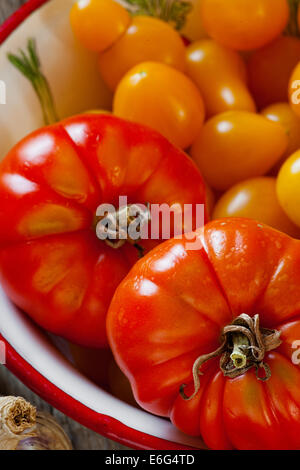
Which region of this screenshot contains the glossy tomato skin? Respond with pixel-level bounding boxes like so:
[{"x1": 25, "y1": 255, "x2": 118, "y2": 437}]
[
  {"x1": 98, "y1": 16, "x2": 186, "y2": 91},
  {"x1": 201, "y1": 0, "x2": 289, "y2": 51},
  {"x1": 212, "y1": 177, "x2": 300, "y2": 238},
  {"x1": 180, "y1": 0, "x2": 208, "y2": 42},
  {"x1": 248, "y1": 36, "x2": 300, "y2": 109},
  {"x1": 186, "y1": 40, "x2": 256, "y2": 117},
  {"x1": 190, "y1": 111, "x2": 288, "y2": 191},
  {"x1": 70, "y1": 0, "x2": 131, "y2": 52},
  {"x1": 261, "y1": 102, "x2": 300, "y2": 172},
  {"x1": 277, "y1": 150, "x2": 300, "y2": 228},
  {"x1": 0, "y1": 114, "x2": 206, "y2": 348},
  {"x1": 113, "y1": 61, "x2": 206, "y2": 149},
  {"x1": 107, "y1": 218, "x2": 300, "y2": 449}
]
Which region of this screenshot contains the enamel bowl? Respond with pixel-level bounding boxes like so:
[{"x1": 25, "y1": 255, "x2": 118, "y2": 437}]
[{"x1": 0, "y1": 0, "x2": 206, "y2": 450}]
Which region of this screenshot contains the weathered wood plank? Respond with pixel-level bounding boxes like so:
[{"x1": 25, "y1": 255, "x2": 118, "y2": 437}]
[{"x1": 0, "y1": 0, "x2": 26, "y2": 21}]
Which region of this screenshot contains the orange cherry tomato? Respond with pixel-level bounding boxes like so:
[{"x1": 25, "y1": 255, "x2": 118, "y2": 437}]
[
  {"x1": 289, "y1": 62, "x2": 300, "y2": 118},
  {"x1": 277, "y1": 150, "x2": 300, "y2": 228},
  {"x1": 248, "y1": 36, "x2": 300, "y2": 109},
  {"x1": 201, "y1": 0, "x2": 289, "y2": 51},
  {"x1": 180, "y1": 0, "x2": 208, "y2": 41},
  {"x1": 261, "y1": 102, "x2": 300, "y2": 171},
  {"x1": 98, "y1": 16, "x2": 186, "y2": 91},
  {"x1": 186, "y1": 40, "x2": 256, "y2": 117},
  {"x1": 204, "y1": 180, "x2": 216, "y2": 218},
  {"x1": 213, "y1": 177, "x2": 300, "y2": 238},
  {"x1": 191, "y1": 111, "x2": 288, "y2": 191},
  {"x1": 113, "y1": 62, "x2": 205, "y2": 149},
  {"x1": 70, "y1": 0, "x2": 131, "y2": 52}
]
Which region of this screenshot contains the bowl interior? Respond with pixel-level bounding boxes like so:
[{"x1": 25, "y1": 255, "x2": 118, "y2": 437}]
[{"x1": 0, "y1": 0, "x2": 205, "y2": 448}]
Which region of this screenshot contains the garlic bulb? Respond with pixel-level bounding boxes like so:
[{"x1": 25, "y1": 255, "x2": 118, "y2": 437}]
[
  {"x1": 0, "y1": 396, "x2": 72, "y2": 450},
  {"x1": 17, "y1": 412, "x2": 73, "y2": 450},
  {"x1": 0, "y1": 396, "x2": 36, "y2": 450}
]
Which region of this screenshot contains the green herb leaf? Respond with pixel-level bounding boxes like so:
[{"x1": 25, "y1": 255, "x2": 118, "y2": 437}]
[
  {"x1": 123, "y1": 0, "x2": 192, "y2": 30},
  {"x1": 7, "y1": 38, "x2": 59, "y2": 126}
]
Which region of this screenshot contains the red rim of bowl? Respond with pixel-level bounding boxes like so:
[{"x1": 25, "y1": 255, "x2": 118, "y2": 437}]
[{"x1": 0, "y1": 0, "x2": 197, "y2": 451}]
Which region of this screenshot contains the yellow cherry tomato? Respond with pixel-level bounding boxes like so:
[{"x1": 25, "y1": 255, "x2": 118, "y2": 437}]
[
  {"x1": 261, "y1": 102, "x2": 300, "y2": 171},
  {"x1": 289, "y1": 62, "x2": 300, "y2": 118},
  {"x1": 186, "y1": 40, "x2": 256, "y2": 117},
  {"x1": 180, "y1": 0, "x2": 208, "y2": 41},
  {"x1": 213, "y1": 177, "x2": 300, "y2": 238},
  {"x1": 113, "y1": 61, "x2": 205, "y2": 149},
  {"x1": 70, "y1": 0, "x2": 131, "y2": 52},
  {"x1": 98, "y1": 16, "x2": 186, "y2": 91},
  {"x1": 277, "y1": 150, "x2": 300, "y2": 228},
  {"x1": 191, "y1": 111, "x2": 288, "y2": 191},
  {"x1": 201, "y1": 0, "x2": 289, "y2": 51}
]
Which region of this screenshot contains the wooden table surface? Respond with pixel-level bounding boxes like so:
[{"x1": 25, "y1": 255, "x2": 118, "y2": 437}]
[{"x1": 0, "y1": 0, "x2": 129, "y2": 450}]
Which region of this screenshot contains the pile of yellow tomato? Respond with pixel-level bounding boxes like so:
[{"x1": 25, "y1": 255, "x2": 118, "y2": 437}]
[{"x1": 70, "y1": 0, "x2": 300, "y2": 238}]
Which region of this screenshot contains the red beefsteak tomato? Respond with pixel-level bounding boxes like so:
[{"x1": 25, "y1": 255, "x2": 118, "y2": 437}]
[
  {"x1": 107, "y1": 218, "x2": 300, "y2": 449},
  {"x1": 0, "y1": 114, "x2": 206, "y2": 347}
]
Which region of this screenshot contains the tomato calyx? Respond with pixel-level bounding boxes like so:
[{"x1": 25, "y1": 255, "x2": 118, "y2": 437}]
[
  {"x1": 180, "y1": 314, "x2": 282, "y2": 401},
  {"x1": 95, "y1": 203, "x2": 151, "y2": 258},
  {"x1": 123, "y1": 0, "x2": 192, "y2": 31}
]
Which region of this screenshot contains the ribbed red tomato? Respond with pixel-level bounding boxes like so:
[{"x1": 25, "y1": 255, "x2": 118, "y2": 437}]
[
  {"x1": 108, "y1": 218, "x2": 300, "y2": 449},
  {"x1": 0, "y1": 114, "x2": 206, "y2": 347}
]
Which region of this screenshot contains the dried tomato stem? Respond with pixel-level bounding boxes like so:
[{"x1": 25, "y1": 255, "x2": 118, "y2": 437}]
[
  {"x1": 180, "y1": 314, "x2": 282, "y2": 401},
  {"x1": 95, "y1": 203, "x2": 150, "y2": 256}
]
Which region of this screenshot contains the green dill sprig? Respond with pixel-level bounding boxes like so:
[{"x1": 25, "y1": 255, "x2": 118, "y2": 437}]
[{"x1": 7, "y1": 38, "x2": 59, "y2": 126}]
